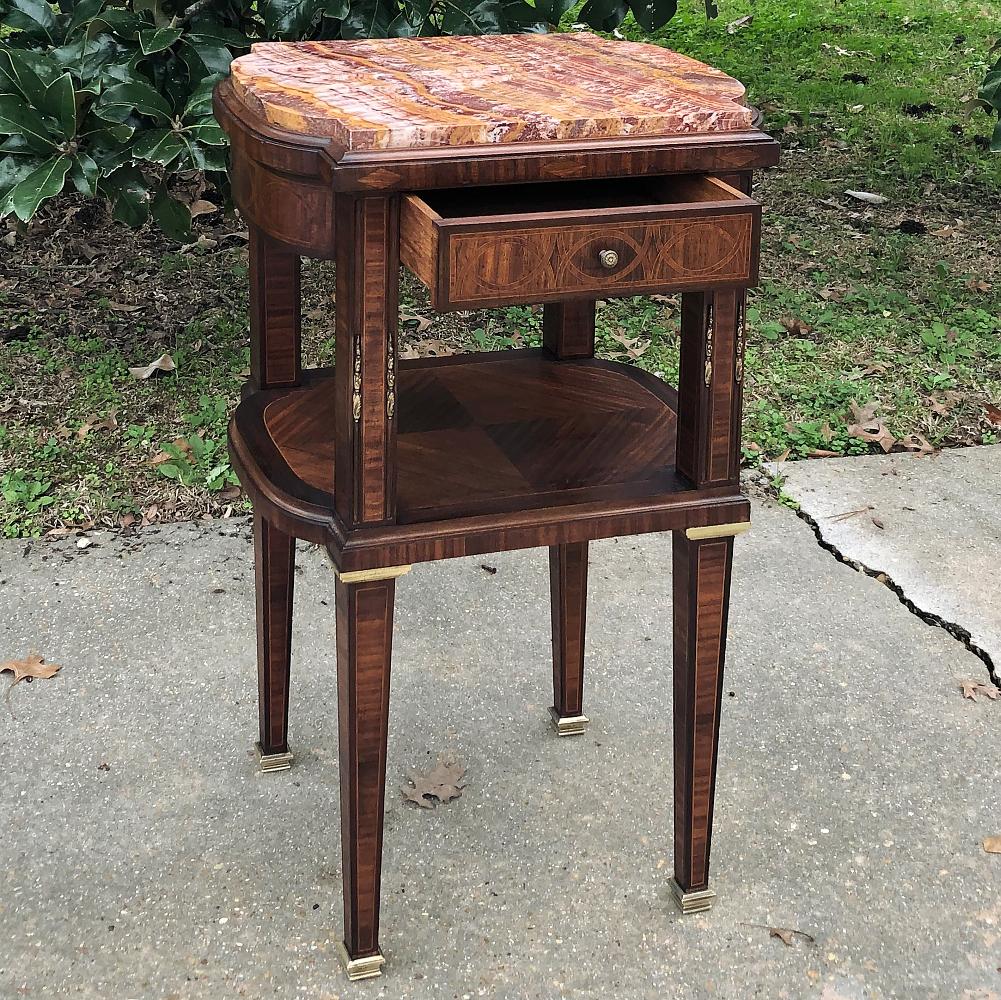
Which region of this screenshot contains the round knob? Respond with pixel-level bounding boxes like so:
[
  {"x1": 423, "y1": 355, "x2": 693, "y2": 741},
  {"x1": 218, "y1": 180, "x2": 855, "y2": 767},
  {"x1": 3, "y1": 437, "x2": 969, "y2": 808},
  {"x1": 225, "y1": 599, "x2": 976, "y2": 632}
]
[{"x1": 598, "y1": 248, "x2": 619, "y2": 269}]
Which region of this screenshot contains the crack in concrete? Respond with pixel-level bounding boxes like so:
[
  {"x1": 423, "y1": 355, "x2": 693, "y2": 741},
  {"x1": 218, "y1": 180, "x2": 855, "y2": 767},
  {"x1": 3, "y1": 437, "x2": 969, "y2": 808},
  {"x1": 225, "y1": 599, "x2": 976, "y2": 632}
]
[{"x1": 779, "y1": 496, "x2": 1001, "y2": 690}]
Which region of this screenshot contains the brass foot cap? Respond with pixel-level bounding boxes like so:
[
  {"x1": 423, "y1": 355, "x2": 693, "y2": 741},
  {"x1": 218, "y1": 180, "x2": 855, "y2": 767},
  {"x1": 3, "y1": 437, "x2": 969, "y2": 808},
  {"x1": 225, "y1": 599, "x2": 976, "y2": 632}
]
[
  {"x1": 256, "y1": 742, "x2": 293, "y2": 773},
  {"x1": 670, "y1": 877, "x2": 716, "y2": 914},
  {"x1": 549, "y1": 706, "x2": 590, "y2": 736},
  {"x1": 336, "y1": 941, "x2": 385, "y2": 981}
]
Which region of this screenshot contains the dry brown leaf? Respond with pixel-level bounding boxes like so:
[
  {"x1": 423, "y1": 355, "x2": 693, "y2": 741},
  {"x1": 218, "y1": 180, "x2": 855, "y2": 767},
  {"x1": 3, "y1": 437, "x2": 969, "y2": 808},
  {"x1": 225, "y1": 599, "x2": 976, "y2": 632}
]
[
  {"x1": 400, "y1": 312, "x2": 433, "y2": 334},
  {"x1": 2, "y1": 652, "x2": 62, "y2": 708},
  {"x1": 108, "y1": 301, "x2": 144, "y2": 313},
  {"x1": 399, "y1": 338, "x2": 454, "y2": 359},
  {"x1": 965, "y1": 278, "x2": 992, "y2": 293},
  {"x1": 960, "y1": 680, "x2": 1000, "y2": 702},
  {"x1": 726, "y1": 13, "x2": 753, "y2": 32},
  {"x1": 780, "y1": 315, "x2": 813, "y2": 336},
  {"x1": 189, "y1": 199, "x2": 218, "y2": 218},
  {"x1": 77, "y1": 410, "x2": 118, "y2": 440},
  {"x1": 129, "y1": 353, "x2": 176, "y2": 380},
  {"x1": 402, "y1": 754, "x2": 467, "y2": 809},
  {"x1": 983, "y1": 837, "x2": 1001, "y2": 854},
  {"x1": 985, "y1": 404, "x2": 1001, "y2": 426},
  {"x1": 900, "y1": 433, "x2": 936, "y2": 457},
  {"x1": 0, "y1": 652, "x2": 61, "y2": 683},
  {"x1": 847, "y1": 400, "x2": 895, "y2": 453}
]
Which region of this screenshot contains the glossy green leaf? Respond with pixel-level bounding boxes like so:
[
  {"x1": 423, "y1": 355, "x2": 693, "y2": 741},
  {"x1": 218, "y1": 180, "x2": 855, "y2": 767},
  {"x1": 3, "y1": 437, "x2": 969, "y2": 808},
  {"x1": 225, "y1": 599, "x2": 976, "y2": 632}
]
[
  {"x1": 101, "y1": 165, "x2": 150, "y2": 227},
  {"x1": 2, "y1": 154, "x2": 71, "y2": 222},
  {"x1": 180, "y1": 36, "x2": 235, "y2": 82},
  {"x1": 341, "y1": 0, "x2": 394, "y2": 38},
  {"x1": 531, "y1": 0, "x2": 575, "y2": 24},
  {"x1": 40, "y1": 73, "x2": 77, "y2": 139},
  {"x1": 64, "y1": 0, "x2": 108, "y2": 35},
  {"x1": 0, "y1": 96, "x2": 58, "y2": 154},
  {"x1": 68, "y1": 151, "x2": 100, "y2": 196},
  {"x1": 0, "y1": 49, "x2": 59, "y2": 106},
  {"x1": 138, "y1": 26, "x2": 184, "y2": 54},
  {"x1": 439, "y1": 0, "x2": 507, "y2": 34},
  {"x1": 260, "y1": 0, "x2": 323, "y2": 38},
  {"x1": 180, "y1": 75, "x2": 220, "y2": 121},
  {"x1": 183, "y1": 121, "x2": 227, "y2": 145},
  {"x1": 151, "y1": 187, "x2": 191, "y2": 241},
  {"x1": 133, "y1": 127, "x2": 187, "y2": 166},
  {"x1": 3, "y1": 0, "x2": 58, "y2": 41},
  {"x1": 0, "y1": 154, "x2": 40, "y2": 199},
  {"x1": 94, "y1": 80, "x2": 173, "y2": 124},
  {"x1": 629, "y1": 0, "x2": 677, "y2": 32},
  {"x1": 90, "y1": 8, "x2": 143, "y2": 39}
]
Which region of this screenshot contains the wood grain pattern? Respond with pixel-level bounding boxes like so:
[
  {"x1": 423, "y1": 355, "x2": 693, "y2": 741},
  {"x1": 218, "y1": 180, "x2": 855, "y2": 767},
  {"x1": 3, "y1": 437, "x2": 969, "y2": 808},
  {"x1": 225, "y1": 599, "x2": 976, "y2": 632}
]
[
  {"x1": 401, "y1": 176, "x2": 759, "y2": 311},
  {"x1": 676, "y1": 289, "x2": 746, "y2": 488},
  {"x1": 336, "y1": 575, "x2": 396, "y2": 960},
  {"x1": 543, "y1": 300, "x2": 595, "y2": 360},
  {"x1": 230, "y1": 35, "x2": 752, "y2": 150},
  {"x1": 672, "y1": 534, "x2": 733, "y2": 894},
  {"x1": 254, "y1": 512, "x2": 295, "y2": 755},
  {"x1": 249, "y1": 227, "x2": 302, "y2": 390},
  {"x1": 550, "y1": 541, "x2": 589, "y2": 721},
  {"x1": 261, "y1": 353, "x2": 678, "y2": 522},
  {"x1": 334, "y1": 195, "x2": 399, "y2": 527}
]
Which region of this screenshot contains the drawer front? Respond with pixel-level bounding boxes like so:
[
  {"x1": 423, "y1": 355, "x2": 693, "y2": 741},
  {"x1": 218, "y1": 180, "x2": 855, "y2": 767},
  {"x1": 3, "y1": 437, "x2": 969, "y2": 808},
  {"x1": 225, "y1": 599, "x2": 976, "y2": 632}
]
[{"x1": 445, "y1": 210, "x2": 756, "y2": 308}]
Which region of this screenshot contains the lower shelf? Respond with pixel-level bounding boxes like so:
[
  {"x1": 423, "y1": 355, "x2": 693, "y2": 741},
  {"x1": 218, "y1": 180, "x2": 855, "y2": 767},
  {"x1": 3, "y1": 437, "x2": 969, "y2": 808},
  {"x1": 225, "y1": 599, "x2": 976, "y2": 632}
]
[{"x1": 229, "y1": 349, "x2": 749, "y2": 565}]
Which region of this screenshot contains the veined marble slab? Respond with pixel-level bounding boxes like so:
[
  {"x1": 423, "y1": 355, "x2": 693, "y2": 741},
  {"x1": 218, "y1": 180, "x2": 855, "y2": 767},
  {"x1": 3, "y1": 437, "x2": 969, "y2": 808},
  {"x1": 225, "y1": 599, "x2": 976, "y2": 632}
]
[{"x1": 229, "y1": 33, "x2": 752, "y2": 150}]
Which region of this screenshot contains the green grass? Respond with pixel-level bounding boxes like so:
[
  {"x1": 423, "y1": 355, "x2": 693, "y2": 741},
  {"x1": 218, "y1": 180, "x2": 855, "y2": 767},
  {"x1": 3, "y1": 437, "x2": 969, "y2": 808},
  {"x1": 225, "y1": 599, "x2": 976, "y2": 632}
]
[{"x1": 1, "y1": 0, "x2": 1000, "y2": 535}]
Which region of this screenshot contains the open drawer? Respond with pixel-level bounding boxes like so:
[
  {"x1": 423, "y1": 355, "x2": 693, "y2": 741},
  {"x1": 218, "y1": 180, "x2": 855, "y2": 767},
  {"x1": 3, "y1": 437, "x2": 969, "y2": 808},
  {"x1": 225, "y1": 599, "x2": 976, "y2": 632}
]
[{"x1": 400, "y1": 174, "x2": 760, "y2": 311}]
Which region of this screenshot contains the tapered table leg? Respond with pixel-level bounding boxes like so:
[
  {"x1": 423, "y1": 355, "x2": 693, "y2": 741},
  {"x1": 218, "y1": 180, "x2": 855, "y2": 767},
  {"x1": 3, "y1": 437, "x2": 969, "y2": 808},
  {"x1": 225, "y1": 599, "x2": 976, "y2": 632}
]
[
  {"x1": 336, "y1": 574, "x2": 397, "y2": 980},
  {"x1": 671, "y1": 531, "x2": 734, "y2": 912},
  {"x1": 549, "y1": 541, "x2": 590, "y2": 735},
  {"x1": 254, "y1": 512, "x2": 295, "y2": 772}
]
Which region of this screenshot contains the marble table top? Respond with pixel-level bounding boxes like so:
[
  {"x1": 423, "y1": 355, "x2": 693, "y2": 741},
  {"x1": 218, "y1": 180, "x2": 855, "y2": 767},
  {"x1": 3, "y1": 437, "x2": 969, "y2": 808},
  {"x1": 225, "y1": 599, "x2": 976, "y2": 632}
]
[{"x1": 229, "y1": 34, "x2": 753, "y2": 151}]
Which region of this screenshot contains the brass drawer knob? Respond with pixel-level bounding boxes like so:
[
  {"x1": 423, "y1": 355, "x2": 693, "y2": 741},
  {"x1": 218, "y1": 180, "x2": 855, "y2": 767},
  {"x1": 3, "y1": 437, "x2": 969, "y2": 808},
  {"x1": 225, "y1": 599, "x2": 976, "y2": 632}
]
[{"x1": 598, "y1": 248, "x2": 619, "y2": 269}]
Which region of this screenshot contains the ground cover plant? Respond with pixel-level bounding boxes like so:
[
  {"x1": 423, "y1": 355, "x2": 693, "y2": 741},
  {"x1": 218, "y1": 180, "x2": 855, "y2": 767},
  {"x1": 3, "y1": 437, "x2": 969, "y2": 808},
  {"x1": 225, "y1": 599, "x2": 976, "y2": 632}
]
[{"x1": 0, "y1": 0, "x2": 1000, "y2": 536}]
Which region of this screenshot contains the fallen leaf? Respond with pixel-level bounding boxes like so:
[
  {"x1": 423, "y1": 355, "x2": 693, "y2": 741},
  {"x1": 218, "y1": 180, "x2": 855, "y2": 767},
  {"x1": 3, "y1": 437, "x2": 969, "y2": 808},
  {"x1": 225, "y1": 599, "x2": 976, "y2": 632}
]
[
  {"x1": 845, "y1": 189, "x2": 888, "y2": 205},
  {"x1": 107, "y1": 301, "x2": 144, "y2": 313},
  {"x1": 401, "y1": 312, "x2": 433, "y2": 334},
  {"x1": 960, "y1": 680, "x2": 999, "y2": 702},
  {"x1": 129, "y1": 353, "x2": 176, "y2": 380},
  {"x1": 900, "y1": 433, "x2": 936, "y2": 457},
  {"x1": 2, "y1": 652, "x2": 62, "y2": 708},
  {"x1": 399, "y1": 338, "x2": 454, "y2": 359},
  {"x1": 726, "y1": 13, "x2": 753, "y2": 32},
  {"x1": 984, "y1": 837, "x2": 1001, "y2": 854},
  {"x1": 780, "y1": 315, "x2": 813, "y2": 336},
  {"x1": 965, "y1": 278, "x2": 991, "y2": 293},
  {"x1": 77, "y1": 410, "x2": 118, "y2": 440},
  {"x1": 985, "y1": 404, "x2": 1001, "y2": 426},
  {"x1": 871, "y1": 516, "x2": 885, "y2": 529},
  {"x1": 402, "y1": 754, "x2": 468, "y2": 809},
  {"x1": 189, "y1": 199, "x2": 218, "y2": 218},
  {"x1": 742, "y1": 922, "x2": 816, "y2": 946},
  {"x1": 847, "y1": 401, "x2": 895, "y2": 453}
]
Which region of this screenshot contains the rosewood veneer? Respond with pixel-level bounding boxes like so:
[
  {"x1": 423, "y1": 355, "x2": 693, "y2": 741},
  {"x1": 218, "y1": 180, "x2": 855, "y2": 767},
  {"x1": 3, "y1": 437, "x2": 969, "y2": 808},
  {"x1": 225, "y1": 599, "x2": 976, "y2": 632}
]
[{"x1": 215, "y1": 33, "x2": 778, "y2": 980}]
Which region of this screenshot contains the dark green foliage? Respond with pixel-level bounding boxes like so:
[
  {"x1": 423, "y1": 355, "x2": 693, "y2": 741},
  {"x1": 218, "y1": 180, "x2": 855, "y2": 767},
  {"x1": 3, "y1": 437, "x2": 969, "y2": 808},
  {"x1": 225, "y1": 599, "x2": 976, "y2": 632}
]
[{"x1": 978, "y1": 40, "x2": 1001, "y2": 151}]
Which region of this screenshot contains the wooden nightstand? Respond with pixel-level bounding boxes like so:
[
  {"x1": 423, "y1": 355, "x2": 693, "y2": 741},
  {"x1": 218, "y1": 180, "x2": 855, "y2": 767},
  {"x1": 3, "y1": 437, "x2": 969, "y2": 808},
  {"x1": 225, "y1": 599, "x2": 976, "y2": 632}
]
[{"x1": 214, "y1": 33, "x2": 778, "y2": 980}]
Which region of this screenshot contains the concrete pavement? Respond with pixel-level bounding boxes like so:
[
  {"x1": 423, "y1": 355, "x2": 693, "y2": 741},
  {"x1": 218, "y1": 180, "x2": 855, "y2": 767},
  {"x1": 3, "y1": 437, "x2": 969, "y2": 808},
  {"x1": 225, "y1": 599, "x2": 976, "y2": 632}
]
[{"x1": 1, "y1": 498, "x2": 998, "y2": 999}]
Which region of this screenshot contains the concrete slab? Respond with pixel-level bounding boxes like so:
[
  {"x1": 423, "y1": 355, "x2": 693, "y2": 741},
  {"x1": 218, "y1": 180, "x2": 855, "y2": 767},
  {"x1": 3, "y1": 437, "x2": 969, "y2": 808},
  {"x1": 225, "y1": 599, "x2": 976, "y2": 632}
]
[
  {"x1": 771, "y1": 447, "x2": 1001, "y2": 677},
  {"x1": 1, "y1": 503, "x2": 999, "y2": 999}
]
